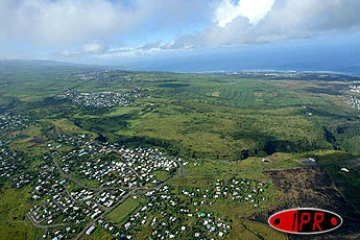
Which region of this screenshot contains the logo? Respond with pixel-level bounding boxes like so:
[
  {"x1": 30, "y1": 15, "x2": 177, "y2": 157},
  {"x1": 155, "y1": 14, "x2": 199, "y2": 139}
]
[{"x1": 268, "y1": 208, "x2": 342, "y2": 234}]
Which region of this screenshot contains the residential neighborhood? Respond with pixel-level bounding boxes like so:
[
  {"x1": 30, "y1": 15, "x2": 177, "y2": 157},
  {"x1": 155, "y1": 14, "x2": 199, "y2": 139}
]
[
  {"x1": 348, "y1": 82, "x2": 360, "y2": 110},
  {"x1": 0, "y1": 113, "x2": 31, "y2": 133},
  {"x1": 0, "y1": 114, "x2": 32, "y2": 188},
  {"x1": 56, "y1": 89, "x2": 147, "y2": 108},
  {"x1": 350, "y1": 95, "x2": 360, "y2": 110},
  {"x1": 53, "y1": 134, "x2": 179, "y2": 188},
  {"x1": 0, "y1": 111, "x2": 274, "y2": 240},
  {"x1": 20, "y1": 133, "x2": 181, "y2": 239},
  {"x1": 1, "y1": 127, "x2": 272, "y2": 240}
]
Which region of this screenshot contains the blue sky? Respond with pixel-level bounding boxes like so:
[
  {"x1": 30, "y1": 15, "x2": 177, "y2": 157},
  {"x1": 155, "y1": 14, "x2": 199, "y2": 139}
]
[{"x1": 1, "y1": 0, "x2": 360, "y2": 72}]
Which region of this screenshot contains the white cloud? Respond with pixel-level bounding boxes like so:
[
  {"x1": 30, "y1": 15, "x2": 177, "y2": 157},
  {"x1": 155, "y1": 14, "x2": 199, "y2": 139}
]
[
  {"x1": 58, "y1": 40, "x2": 176, "y2": 61},
  {"x1": 95, "y1": 43, "x2": 178, "y2": 60},
  {"x1": 58, "y1": 40, "x2": 108, "y2": 57},
  {"x1": 0, "y1": 0, "x2": 210, "y2": 46},
  {"x1": 83, "y1": 40, "x2": 108, "y2": 54},
  {"x1": 2, "y1": 0, "x2": 360, "y2": 61},
  {"x1": 172, "y1": 0, "x2": 360, "y2": 49},
  {"x1": 215, "y1": 0, "x2": 275, "y2": 27},
  {"x1": 0, "y1": 0, "x2": 136, "y2": 45}
]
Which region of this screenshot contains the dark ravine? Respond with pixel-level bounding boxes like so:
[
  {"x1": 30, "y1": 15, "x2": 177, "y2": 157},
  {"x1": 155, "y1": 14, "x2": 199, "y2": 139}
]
[
  {"x1": 323, "y1": 126, "x2": 338, "y2": 150},
  {"x1": 95, "y1": 132, "x2": 107, "y2": 143}
]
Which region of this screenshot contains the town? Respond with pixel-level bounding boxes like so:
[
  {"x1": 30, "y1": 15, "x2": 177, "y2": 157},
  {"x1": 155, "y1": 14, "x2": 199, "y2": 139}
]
[
  {"x1": 0, "y1": 115, "x2": 272, "y2": 239},
  {"x1": 25, "y1": 133, "x2": 182, "y2": 239},
  {"x1": 56, "y1": 89, "x2": 147, "y2": 108},
  {"x1": 25, "y1": 132, "x2": 271, "y2": 240},
  {"x1": 0, "y1": 114, "x2": 33, "y2": 189},
  {"x1": 0, "y1": 113, "x2": 32, "y2": 133}
]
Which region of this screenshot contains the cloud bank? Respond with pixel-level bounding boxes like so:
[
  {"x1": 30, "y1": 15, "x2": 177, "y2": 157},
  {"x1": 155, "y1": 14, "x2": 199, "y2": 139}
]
[
  {"x1": 1, "y1": 0, "x2": 360, "y2": 61},
  {"x1": 0, "y1": 0, "x2": 209, "y2": 46},
  {"x1": 171, "y1": 0, "x2": 360, "y2": 49}
]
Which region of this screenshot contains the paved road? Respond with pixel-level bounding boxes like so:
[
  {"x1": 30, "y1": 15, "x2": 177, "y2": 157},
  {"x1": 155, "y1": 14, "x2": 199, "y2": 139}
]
[
  {"x1": 49, "y1": 152, "x2": 99, "y2": 191},
  {"x1": 26, "y1": 213, "x2": 68, "y2": 229}
]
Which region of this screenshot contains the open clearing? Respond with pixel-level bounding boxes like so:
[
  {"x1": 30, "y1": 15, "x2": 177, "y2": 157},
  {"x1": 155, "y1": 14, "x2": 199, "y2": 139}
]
[{"x1": 106, "y1": 198, "x2": 143, "y2": 224}]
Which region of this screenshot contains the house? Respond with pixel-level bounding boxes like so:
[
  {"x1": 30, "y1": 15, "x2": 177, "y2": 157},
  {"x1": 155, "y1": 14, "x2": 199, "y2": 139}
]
[
  {"x1": 86, "y1": 225, "x2": 96, "y2": 235},
  {"x1": 308, "y1": 158, "x2": 316, "y2": 162},
  {"x1": 124, "y1": 222, "x2": 131, "y2": 230}
]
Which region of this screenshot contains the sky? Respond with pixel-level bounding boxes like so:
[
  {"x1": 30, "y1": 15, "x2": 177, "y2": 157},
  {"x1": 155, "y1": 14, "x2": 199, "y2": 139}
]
[{"x1": 1, "y1": 0, "x2": 360, "y2": 72}]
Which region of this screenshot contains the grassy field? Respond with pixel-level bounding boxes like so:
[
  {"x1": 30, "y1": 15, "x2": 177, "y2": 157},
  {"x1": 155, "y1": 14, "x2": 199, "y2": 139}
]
[
  {"x1": 239, "y1": 220, "x2": 286, "y2": 240},
  {"x1": 0, "y1": 185, "x2": 44, "y2": 240},
  {"x1": 323, "y1": 162, "x2": 360, "y2": 210},
  {"x1": 152, "y1": 170, "x2": 171, "y2": 182},
  {"x1": 105, "y1": 198, "x2": 144, "y2": 224},
  {"x1": 86, "y1": 227, "x2": 113, "y2": 240},
  {"x1": 86, "y1": 75, "x2": 357, "y2": 159},
  {"x1": 3, "y1": 67, "x2": 359, "y2": 159}
]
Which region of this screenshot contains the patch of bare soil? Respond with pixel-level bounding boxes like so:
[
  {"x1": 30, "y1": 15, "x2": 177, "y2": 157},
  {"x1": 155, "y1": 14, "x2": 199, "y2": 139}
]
[
  {"x1": 28, "y1": 136, "x2": 47, "y2": 147},
  {"x1": 29, "y1": 136, "x2": 46, "y2": 144},
  {"x1": 45, "y1": 125, "x2": 64, "y2": 139}
]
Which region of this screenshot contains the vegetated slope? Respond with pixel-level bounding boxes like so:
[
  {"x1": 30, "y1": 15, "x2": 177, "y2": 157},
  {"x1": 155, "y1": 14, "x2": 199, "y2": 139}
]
[
  {"x1": 2, "y1": 67, "x2": 359, "y2": 160},
  {"x1": 253, "y1": 167, "x2": 360, "y2": 239}
]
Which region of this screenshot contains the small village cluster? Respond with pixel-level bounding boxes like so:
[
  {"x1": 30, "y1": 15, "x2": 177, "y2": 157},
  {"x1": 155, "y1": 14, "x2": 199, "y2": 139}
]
[
  {"x1": 0, "y1": 145, "x2": 20, "y2": 180},
  {"x1": 27, "y1": 160, "x2": 89, "y2": 239},
  {"x1": 67, "y1": 70, "x2": 161, "y2": 83},
  {"x1": 0, "y1": 142, "x2": 29, "y2": 188},
  {"x1": 65, "y1": 71, "x2": 101, "y2": 81},
  {"x1": 179, "y1": 178, "x2": 269, "y2": 208},
  {"x1": 54, "y1": 135, "x2": 179, "y2": 188},
  {"x1": 57, "y1": 88, "x2": 147, "y2": 108},
  {"x1": 28, "y1": 176, "x2": 129, "y2": 239},
  {"x1": 0, "y1": 114, "x2": 34, "y2": 189},
  {"x1": 106, "y1": 177, "x2": 267, "y2": 239},
  {"x1": 92, "y1": 189, "x2": 127, "y2": 208},
  {"x1": 349, "y1": 82, "x2": 360, "y2": 94},
  {"x1": 106, "y1": 185, "x2": 232, "y2": 239},
  {"x1": 348, "y1": 82, "x2": 360, "y2": 110},
  {"x1": 21, "y1": 134, "x2": 181, "y2": 239},
  {"x1": 0, "y1": 113, "x2": 31, "y2": 132},
  {"x1": 29, "y1": 192, "x2": 88, "y2": 226},
  {"x1": 350, "y1": 95, "x2": 360, "y2": 110},
  {"x1": 30, "y1": 158, "x2": 61, "y2": 200}
]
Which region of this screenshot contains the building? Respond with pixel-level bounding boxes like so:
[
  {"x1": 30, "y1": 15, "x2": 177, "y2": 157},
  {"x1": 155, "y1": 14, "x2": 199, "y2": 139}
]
[{"x1": 86, "y1": 225, "x2": 96, "y2": 235}]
